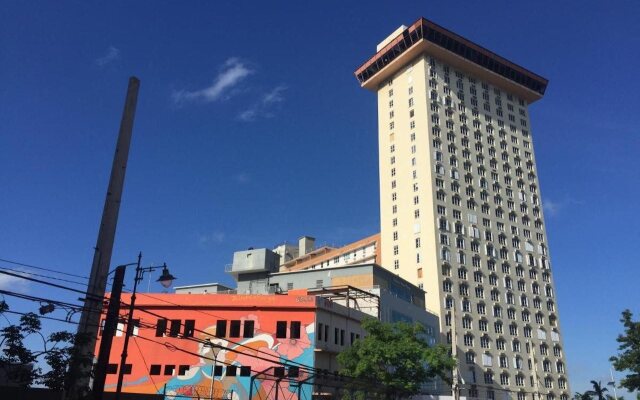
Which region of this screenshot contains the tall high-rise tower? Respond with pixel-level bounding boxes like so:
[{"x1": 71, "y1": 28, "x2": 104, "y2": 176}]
[{"x1": 355, "y1": 19, "x2": 569, "y2": 400}]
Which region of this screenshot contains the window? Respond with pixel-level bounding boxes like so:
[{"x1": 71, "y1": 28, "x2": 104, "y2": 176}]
[
  {"x1": 216, "y1": 320, "x2": 227, "y2": 337},
  {"x1": 183, "y1": 320, "x2": 195, "y2": 338},
  {"x1": 243, "y1": 320, "x2": 255, "y2": 338},
  {"x1": 156, "y1": 319, "x2": 167, "y2": 337},
  {"x1": 464, "y1": 334, "x2": 474, "y2": 346},
  {"x1": 106, "y1": 364, "x2": 118, "y2": 374},
  {"x1": 466, "y1": 351, "x2": 475, "y2": 364},
  {"x1": 178, "y1": 365, "x2": 190, "y2": 376},
  {"x1": 290, "y1": 321, "x2": 301, "y2": 339},
  {"x1": 149, "y1": 364, "x2": 161, "y2": 375},
  {"x1": 169, "y1": 320, "x2": 181, "y2": 337},
  {"x1": 164, "y1": 365, "x2": 175, "y2": 376},
  {"x1": 276, "y1": 321, "x2": 287, "y2": 338},
  {"x1": 230, "y1": 320, "x2": 241, "y2": 338}
]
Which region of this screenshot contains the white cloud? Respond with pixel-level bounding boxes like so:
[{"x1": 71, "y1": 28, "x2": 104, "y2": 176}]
[
  {"x1": 542, "y1": 197, "x2": 585, "y2": 217},
  {"x1": 233, "y1": 173, "x2": 250, "y2": 184},
  {"x1": 95, "y1": 46, "x2": 120, "y2": 67},
  {"x1": 238, "y1": 85, "x2": 287, "y2": 121},
  {"x1": 173, "y1": 58, "x2": 252, "y2": 105},
  {"x1": 198, "y1": 232, "x2": 225, "y2": 245},
  {"x1": 0, "y1": 271, "x2": 30, "y2": 293},
  {"x1": 262, "y1": 86, "x2": 286, "y2": 105},
  {"x1": 543, "y1": 199, "x2": 560, "y2": 216}
]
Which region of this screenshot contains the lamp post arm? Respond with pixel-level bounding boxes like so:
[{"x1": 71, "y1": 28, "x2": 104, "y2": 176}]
[{"x1": 114, "y1": 252, "x2": 142, "y2": 400}]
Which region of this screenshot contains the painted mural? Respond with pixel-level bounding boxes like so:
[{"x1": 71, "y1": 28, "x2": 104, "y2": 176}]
[
  {"x1": 99, "y1": 294, "x2": 318, "y2": 400},
  {"x1": 160, "y1": 316, "x2": 315, "y2": 400}
]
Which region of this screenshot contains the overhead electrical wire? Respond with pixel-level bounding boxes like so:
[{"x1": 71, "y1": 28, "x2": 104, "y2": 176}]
[
  {"x1": 0, "y1": 257, "x2": 89, "y2": 280},
  {"x1": 0, "y1": 269, "x2": 395, "y2": 392}
]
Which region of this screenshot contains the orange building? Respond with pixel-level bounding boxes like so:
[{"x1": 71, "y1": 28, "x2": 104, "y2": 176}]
[{"x1": 96, "y1": 290, "x2": 370, "y2": 399}]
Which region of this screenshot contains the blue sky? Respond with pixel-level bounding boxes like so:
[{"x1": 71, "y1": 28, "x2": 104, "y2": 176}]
[{"x1": 1, "y1": 1, "x2": 639, "y2": 395}]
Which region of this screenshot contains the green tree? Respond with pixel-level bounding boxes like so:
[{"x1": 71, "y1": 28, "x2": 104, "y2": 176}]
[
  {"x1": 0, "y1": 303, "x2": 42, "y2": 386},
  {"x1": 574, "y1": 393, "x2": 592, "y2": 400},
  {"x1": 587, "y1": 380, "x2": 609, "y2": 400},
  {"x1": 337, "y1": 318, "x2": 456, "y2": 398},
  {"x1": 0, "y1": 300, "x2": 84, "y2": 390},
  {"x1": 610, "y1": 309, "x2": 640, "y2": 392}
]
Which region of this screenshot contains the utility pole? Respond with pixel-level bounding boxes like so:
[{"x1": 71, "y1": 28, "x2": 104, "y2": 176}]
[
  {"x1": 67, "y1": 77, "x2": 140, "y2": 399},
  {"x1": 92, "y1": 265, "x2": 126, "y2": 399}
]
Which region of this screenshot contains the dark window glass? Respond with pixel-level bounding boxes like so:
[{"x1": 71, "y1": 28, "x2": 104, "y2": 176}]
[
  {"x1": 290, "y1": 321, "x2": 301, "y2": 339},
  {"x1": 164, "y1": 365, "x2": 175, "y2": 376},
  {"x1": 214, "y1": 365, "x2": 223, "y2": 376},
  {"x1": 169, "y1": 320, "x2": 181, "y2": 337},
  {"x1": 274, "y1": 367, "x2": 285, "y2": 377},
  {"x1": 240, "y1": 366, "x2": 251, "y2": 377},
  {"x1": 318, "y1": 323, "x2": 323, "y2": 341},
  {"x1": 276, "y1": 321, "x2": 287, "y2": 338},
  {"x1": 340, "y1": 329, "x2": 345, "y2": 346},
  {"x1": 288, "y1": 366, "x2": 299, "y2": 377},
  {"x1": 334, "y1": 328, "x2": 339, "y2": 344},
  {"x1": 229, "y1": 320, "x2": 241, "y2": 338},
  {"x1": 156, "y1": 319, "x2": 167, "y2": 337},
  {"x1": 149, "y1": 365, "x2": 161, "y2": 375},
  {"x1": 227, "y1": 365, "x2": 237, "y2": 376},
  {"x1": 122, "y1": 364, "x2": 132, "y2": 375},
  {"x1": 183, "y1": 320, "x2": 195, "y2": 338},
  {"x1": 216, "y1": 320, "x2": 227, "y2": 337},
  {"x1": 178, "y1": 365, "x2": 189, "y2": 376},
  {"x1": 350, "y1": 332, "x2": 355, "y2": 345},
  {"x1": 324, "y1": 325, "x2": 329, "y2": 342},
  {"x1": 106, "y1": 364, "x2": 118, "y2": 374},
  {"x1": 243, "y1": 320, "x2": 255, "y2": 338}
]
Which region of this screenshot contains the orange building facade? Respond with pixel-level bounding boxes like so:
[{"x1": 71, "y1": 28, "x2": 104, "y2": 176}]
[{"x1": 96, "y1": 290, "x2": 367, "y2": 399}]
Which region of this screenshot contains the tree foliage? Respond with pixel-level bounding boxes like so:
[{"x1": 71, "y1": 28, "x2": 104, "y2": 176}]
[
  {"x1": 337, "y1": 318, "x2": 456, "y2": 398},
  {"x1": 0, "y1": 300, "x2": 82, "y2": 389},
  {"x1": 586, "y1": 380, "x2": 609, "y2": 400},
  {"x1": 610, "y1": 309, "x2": 640, "y2": 393}
]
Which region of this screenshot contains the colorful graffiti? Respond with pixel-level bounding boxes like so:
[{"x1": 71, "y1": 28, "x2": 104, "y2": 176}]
[{"x1": 99, "y1": 293, "x2": 318, "y2": 400}]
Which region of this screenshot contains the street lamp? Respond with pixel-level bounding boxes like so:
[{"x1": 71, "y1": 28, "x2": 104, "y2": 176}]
[
  {"x1": 114, "y1": 261, "x2": 176, "y2": 400},
  {"x1": 206, "y1": 339, "x2": 220, "y2": 400}
]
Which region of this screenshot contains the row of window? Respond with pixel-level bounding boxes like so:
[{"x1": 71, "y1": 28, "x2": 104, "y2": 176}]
[
  {"x1": 317, "y1": 322, "x2": 360, "y2": 346},
  {"x1": 465, "y1": 387, "x2": 567, "y2": 400}
]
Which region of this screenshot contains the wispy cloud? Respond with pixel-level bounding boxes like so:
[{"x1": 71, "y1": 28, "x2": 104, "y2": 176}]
[
  {"x1": 198, "y1": 231, "x2": 225, "y2": 246},
  {"x1": 0, "y1": 271, "x2": 30, "y2": 293},
  {"x1": 543, "y1": 199, "x2": 561, "y2": 216},
  {"x1": 233, "y1": 173, "x2": 250, "y2": 184},
  {"x1": 238, "y1": 85, "x2": 287, "y2": 121},
  {"x1": 173, "y1": 58, "x2": 253, "y2": 105},
  {"x1": 95, "y1": 46, "x2": 120, "y2": 67},
  {"x1": 542, "y1": 197, "x2": 585, "y2": 217}
]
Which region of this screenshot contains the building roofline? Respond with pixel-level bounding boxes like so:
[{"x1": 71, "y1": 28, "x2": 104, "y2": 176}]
[
  {"x1": 174, "y1": 282, "x2": 232, "y2": 290},
  {"x1": 354, "y1": 18, "x2": 548, "y2": 101}
]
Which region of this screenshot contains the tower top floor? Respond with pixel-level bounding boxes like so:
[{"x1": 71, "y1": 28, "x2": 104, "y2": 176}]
[{"x1": 354, "y1": 18, "x2": 548, "y2": 103}]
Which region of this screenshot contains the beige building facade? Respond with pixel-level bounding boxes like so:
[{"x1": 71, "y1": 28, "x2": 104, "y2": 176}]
[{"x1": 355, "y1": 18, "x2": 569, "y2": 400}]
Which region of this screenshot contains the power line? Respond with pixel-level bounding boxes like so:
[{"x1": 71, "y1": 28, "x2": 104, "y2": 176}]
[
  {"x1": 0, "y1": 270, "x2": 102, "y2": 301},
  {"x1": 0, "y1": 270, "x2": 398, "y2": 391},
  {"x1": 0, "y1": 266, "x2": 88, "y2": 286},
  {"x1": 0, "y1": 257, "x2": 89, "y2": 280}
]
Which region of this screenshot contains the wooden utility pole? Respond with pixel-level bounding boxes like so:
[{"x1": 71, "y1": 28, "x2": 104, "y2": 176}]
[{"x1": 66, "y1": 77, "x2": 140, "y2": 399}]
